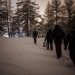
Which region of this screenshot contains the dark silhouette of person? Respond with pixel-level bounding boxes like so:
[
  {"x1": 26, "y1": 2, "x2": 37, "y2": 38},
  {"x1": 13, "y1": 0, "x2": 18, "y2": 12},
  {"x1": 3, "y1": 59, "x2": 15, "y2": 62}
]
[
  {"x1": 32, "y1": 30, "x2": 38, "y2": 44},
  {"x1": 65, "y1": 30, "x2": 75, "y2": 66},
  {"x1": 53, "y1": 25, "x2": 65, "y2": 59},
  {"x1": 45, "y1": 29, "x2": 53, "y2": 50}
]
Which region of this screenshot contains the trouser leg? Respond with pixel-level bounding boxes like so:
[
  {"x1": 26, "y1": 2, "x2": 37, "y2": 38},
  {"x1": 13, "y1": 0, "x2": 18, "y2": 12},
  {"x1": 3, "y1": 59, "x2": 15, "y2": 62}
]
[
  {"x1": 55, "y1": 42, "x2": 62, "y2": 59},
  {"x1": 50, "y1": 42, "x2": 53, "y2": 50},
  {"x1": 47, "y1": 42, "x2": 49, "y2": 50},
  {"x1": 34, "y1": 38, "x2": 37, "y2": 44},
  {"x1": 70, "y1": 52, "x2": 75, "y2": 66}
]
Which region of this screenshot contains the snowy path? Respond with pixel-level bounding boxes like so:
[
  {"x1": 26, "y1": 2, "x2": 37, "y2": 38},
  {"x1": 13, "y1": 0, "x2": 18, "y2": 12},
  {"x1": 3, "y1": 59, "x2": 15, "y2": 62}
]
[{"x1": 0, "y1": 37, "x2": 75, "y2": 75}]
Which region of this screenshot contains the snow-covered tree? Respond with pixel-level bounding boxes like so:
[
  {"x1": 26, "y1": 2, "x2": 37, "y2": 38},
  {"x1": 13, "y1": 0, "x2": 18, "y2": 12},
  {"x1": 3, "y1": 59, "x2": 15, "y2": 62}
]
[
  {"x1": 65, "y1": 0, "x2": 75, "y2": 30},
  {"x1": 45, "y1": 1, "x2": 54, "y2": 28},
  {"x1": 0, "y1": 0, "x2": 8, "y2": 36},
  {"x1": 14, "y1": 0, "x2": 39, "y2": 36}
]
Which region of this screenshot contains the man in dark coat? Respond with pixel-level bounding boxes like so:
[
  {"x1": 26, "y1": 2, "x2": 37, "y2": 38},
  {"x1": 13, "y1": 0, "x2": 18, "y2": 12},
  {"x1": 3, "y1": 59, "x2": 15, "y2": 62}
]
[
  {"x1": 65, "y1": 30, "x2": 75, "y2": 66},
  {"x1": 53, "y1": 25, "x2": 65, "y2": 59},
  {"x1": 32, "y1": 30, "x2": 38, "y2": 44},
  {"x1": 45, "y1": 29, "x2": 53, "y2": 50}
]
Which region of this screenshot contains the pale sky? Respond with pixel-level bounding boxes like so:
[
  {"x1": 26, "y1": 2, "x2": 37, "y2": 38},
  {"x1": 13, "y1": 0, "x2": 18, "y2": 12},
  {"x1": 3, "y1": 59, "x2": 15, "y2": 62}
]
[{"x1": 32, "y1": 0, "x2": 51, "y2": 15}]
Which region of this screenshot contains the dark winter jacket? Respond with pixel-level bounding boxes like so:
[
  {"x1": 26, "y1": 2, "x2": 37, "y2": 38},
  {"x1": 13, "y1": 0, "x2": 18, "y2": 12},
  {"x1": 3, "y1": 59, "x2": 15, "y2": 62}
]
[
  {"x1": 32, "y1": 31, "x2": 38, "y2": 38},
  {"x1": 45, "y1": 29, "x2": 53, "y2": 42},
  {"x1": 65, "y1": 31, "x2": 75, "y2": 51},
  {"x1": 53, "y1": 26, "x2": 65, "y2": 43}
]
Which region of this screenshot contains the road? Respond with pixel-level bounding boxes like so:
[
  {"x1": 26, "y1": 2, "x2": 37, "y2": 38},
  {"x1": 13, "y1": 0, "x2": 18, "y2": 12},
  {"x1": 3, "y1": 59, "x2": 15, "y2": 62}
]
[{"x1": 0, "y1": 37, "x2": 75, "y2": 75}]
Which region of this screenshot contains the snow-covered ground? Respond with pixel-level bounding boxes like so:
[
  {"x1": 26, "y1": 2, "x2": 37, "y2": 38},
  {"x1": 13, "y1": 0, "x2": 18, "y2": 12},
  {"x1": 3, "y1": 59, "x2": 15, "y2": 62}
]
[{"x1": 0, "y1": 37, "x2": 75, "y2": 75}]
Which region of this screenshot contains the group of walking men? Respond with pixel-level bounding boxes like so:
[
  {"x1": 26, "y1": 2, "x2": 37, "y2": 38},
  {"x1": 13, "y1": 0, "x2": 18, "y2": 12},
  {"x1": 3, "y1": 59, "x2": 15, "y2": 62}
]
[
  {"x1": 32, "y1": 25, "x2": 75, "y2": 66},
  {"x1": 45, "y1": 25, "x2": 75, "y2": 66},
  {"x1": 45, "y1": 25, "x2": 65, "y2": 59}
]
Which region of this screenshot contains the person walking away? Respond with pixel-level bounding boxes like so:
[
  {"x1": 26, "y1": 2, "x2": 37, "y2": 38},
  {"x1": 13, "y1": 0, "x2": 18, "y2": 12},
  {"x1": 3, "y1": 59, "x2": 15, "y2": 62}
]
[
  {"x1": 65, "y1": 30, "x2": 75, "y2": 66},
  {"x1": 32, "y1": 30, "x2": 38, "y2": 44},
  {"x1": 45, "y1": 29, "x2": 53, "y2": 50},
  {"x1": 53, "y1": 25, "x2": 65, "y2": 59}
]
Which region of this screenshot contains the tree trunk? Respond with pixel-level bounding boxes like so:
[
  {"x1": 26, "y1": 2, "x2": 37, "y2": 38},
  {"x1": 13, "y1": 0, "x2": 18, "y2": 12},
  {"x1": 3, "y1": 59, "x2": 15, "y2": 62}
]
[{"x1": 26, "y1": 8, "x2": 29, "y2": 36}]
